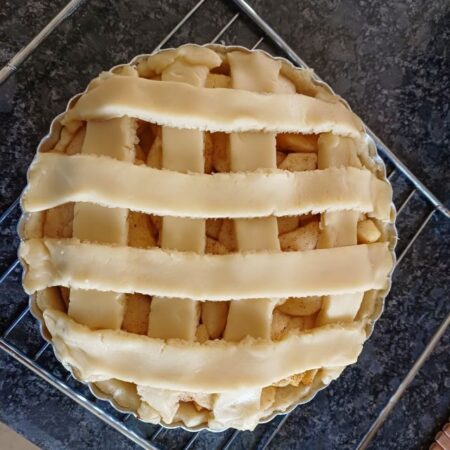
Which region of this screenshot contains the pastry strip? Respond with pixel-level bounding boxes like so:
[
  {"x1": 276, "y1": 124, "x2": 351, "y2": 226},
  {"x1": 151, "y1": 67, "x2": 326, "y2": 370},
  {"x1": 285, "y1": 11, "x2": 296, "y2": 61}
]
[
  {"x1": 63, "y1": 75, "x2": 363, "y2": 137},
  {"x1": 23, "y1": 153, "x2": 392, "y2": 220},
  {"x1": 317, "y1": 134, "x2": 365, "y2": 324},
  {"x1": 20, "y1": 239, "x2": 393, "y2": 299},
  {"x1": 147, "y1": 55, "x2": 212, "y2": 341},
  {"x1": 68, "y1": 113, "x2": 137, "y2": 329},
  {"x1": 218, "y1": 51, "x2": 284, "y2": 429},
  {"x1": 44, "y1": 308, "x2": 365, "y2": 393},
  {"x1": 142, "y1": 51, "x2": 220, "y2": 422},
  {"x1": 224, "y1": 51, "x2": 281, "y2": 343}
]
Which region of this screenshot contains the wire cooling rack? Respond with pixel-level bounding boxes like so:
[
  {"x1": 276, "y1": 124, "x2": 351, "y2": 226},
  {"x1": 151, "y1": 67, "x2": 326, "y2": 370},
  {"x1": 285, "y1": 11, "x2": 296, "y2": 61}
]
[{"x1": 0, "y1": 1, "x2": 449, "y2": 449}]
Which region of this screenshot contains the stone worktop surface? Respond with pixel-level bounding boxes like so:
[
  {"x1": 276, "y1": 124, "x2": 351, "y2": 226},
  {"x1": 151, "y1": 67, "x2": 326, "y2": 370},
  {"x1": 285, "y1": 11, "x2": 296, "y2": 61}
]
[{"x1": 0, "y1": 0, "x2": 448, "y2": 449}]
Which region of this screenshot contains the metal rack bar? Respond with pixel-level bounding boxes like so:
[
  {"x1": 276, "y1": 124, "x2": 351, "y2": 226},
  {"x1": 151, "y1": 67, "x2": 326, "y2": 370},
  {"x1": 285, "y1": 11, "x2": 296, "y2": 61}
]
[
  {"x1": 222, "y1": 430, "x2": 239, "y2": 450},
  {"x1": 2, "y1": 306, "x2": 29, "y2": 339},
  {"x1": 33, "y1": 342, "x2": 49, "y2": 360},
  {"x1": 251, "y1": 36, "x2": 265, "y2": 49},
  {"x1": 396, "y1": 190, "x2": 416, "y2": 216},
  {"x1": 387, "y1": 169, "x2": 397, "y2": 181},
  {"x1": 0, "y1": 1, "x2": 448, "y2": 450},
  {"x1": 0, "y1": 0, "x2": 86, "y2": 85},
  {"x1": 260, "y1": 415, "x2": 289, "y2": 450},
  {"x1": 150, "y1": 427, "x2": 164, "y2": 441},
  {"x1": 153, "y1": 0, "x2": 206, "y2": 53},
  {"x1": 230, "y1": 0, "x2": 450, "y2": 219},
  {"x1": 369, "y1": 135, "x2": 449, "y2": 218},
  {"x1": 0, "y1": 259, "x2": 20, "y2": 285},
  {"x1": 230, "y1": 0, "x2": 309, "y2": 67},
  {"x1": 182, "y1": 432, "x2": 201, "y2": 450},
  {"x1": 121, "y1": 413, "x2": 132, "y2": 423},
  {"x1": 396, "y1": 209, "x2": 436, "y2": 266},
  {"x1": 211, "y1": 13, "x2": 240, "y2": 43},
  {"x1": 0, "y1": 197, "x2": 20, "y2": 226}
]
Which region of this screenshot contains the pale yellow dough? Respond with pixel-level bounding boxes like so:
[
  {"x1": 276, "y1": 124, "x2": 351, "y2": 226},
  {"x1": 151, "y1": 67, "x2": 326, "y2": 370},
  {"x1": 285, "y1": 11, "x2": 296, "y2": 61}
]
[
  {"x1": 23, "y1": 153, "x2": 392, "y2": 220},
  {"x1": 63, "y1": 75, "x2": 364, "y2": 137},
  {"x1": 44, "y1": 309, "x2": 365, "y2": 393},
  {"x1": 218, "y1": 52, "x2": 282, "y2": 427},
  {"x1": 20, "y1": 238, "x2": 393, "y2": 299}
]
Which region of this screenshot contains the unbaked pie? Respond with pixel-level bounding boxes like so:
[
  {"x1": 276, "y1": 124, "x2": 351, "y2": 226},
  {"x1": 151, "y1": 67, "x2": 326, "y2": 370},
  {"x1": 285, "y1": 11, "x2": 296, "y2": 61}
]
[{"x1": 19, "y1": 44, "x2": 396, "y2": 431}]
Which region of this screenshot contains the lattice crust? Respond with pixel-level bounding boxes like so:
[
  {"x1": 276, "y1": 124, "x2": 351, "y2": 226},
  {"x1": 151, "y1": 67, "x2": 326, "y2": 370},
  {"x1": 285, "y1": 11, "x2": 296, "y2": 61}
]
[{"x1": 19, "y1": 44, "x2": 395, "y2": 431}]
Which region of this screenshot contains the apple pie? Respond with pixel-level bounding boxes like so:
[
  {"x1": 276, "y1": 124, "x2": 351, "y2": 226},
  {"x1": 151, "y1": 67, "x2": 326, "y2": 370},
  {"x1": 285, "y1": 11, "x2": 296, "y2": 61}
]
[{"x1": 18, "y1": 44, "x2": 396, "y2": 431}]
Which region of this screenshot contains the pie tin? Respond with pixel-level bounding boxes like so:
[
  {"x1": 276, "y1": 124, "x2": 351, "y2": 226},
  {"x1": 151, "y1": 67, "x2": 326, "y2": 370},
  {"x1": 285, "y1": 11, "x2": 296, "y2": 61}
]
[{"x1": 18, "y1": 44, "x2": 398, "y2": 433}]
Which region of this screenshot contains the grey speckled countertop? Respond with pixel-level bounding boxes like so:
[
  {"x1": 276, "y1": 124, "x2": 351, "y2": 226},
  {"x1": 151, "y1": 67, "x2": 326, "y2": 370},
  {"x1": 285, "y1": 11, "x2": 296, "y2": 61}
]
[{"x1": 0, "y1": 1, "x2": 449, "y2": 449}]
